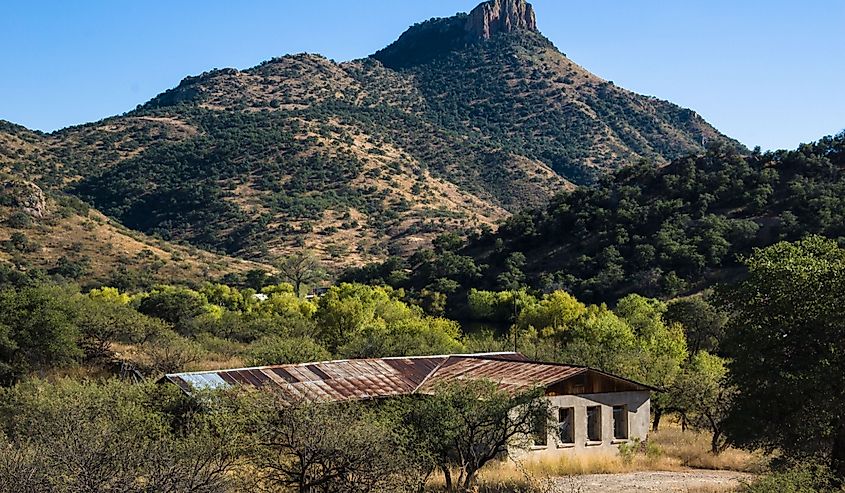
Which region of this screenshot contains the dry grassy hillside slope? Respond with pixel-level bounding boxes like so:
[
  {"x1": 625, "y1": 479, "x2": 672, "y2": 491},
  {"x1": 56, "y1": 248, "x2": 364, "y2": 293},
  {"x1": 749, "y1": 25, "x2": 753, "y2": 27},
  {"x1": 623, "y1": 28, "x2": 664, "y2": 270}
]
[
  {"x1": 0, "y1": 0, "x2": 738, "y2": 271},
  {"x1": 0, "y1": 175, "x2": 267, "y2": 288}
]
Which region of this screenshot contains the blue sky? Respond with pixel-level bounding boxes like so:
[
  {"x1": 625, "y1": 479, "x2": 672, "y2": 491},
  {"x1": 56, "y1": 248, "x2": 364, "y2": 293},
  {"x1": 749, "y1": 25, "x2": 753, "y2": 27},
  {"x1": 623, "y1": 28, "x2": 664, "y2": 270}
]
[{"x1": 0, "y1": 0, "x2": 842, "y2": 150}]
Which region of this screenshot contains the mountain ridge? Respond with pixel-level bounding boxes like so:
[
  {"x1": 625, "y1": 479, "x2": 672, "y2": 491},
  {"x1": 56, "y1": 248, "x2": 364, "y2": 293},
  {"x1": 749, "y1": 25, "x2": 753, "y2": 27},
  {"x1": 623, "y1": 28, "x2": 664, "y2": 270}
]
[{"x1": 0, "y1": 0, "x2": 739, "y2": 271}]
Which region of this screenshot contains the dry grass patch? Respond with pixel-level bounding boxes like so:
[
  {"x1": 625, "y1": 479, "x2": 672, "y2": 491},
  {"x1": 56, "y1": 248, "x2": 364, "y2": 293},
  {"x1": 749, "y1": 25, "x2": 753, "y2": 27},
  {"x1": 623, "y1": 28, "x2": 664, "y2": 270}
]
[
  {"x1": 651, "y1": 423, "x2": 765, "y2": 473},
  {"x1": 477, "y1": 453, "x2": 668, "y2": 482},
  {"x1": 455, "y1": 419, "x2": 764, "y2": 492}
]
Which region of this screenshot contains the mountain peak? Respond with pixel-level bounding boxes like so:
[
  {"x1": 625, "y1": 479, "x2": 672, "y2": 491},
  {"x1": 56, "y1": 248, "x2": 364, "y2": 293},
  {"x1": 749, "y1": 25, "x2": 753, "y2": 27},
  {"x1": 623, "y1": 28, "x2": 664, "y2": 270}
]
[
  {"x1": 372, "y1": 0, "x2": 542, "y2": 69},
  {"x1": 465, "y1": 0, "x2": 537, "y2": 40}
]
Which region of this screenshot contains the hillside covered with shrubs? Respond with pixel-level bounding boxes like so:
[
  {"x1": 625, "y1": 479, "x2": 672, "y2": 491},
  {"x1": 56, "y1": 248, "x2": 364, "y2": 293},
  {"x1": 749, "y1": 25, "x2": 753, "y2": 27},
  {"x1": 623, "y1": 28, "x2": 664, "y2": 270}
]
[
  {"x1": 347, "y1": 132, "x2": 845, "y2": 307},
  {"x1": 0, "y1": 0, "x2": 733, "y2": 270}
]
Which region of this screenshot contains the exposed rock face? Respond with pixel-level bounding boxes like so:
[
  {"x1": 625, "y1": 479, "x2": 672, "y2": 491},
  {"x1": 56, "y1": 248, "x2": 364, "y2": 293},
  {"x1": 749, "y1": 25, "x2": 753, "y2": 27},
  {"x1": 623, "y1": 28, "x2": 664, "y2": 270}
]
[
  {"x1": 22, "y1": 183, "x2": 47, "y2": 218},
  {"x1": 2, "y1": 180, "x2": 47, "y2": 218},
  {"x1": 465, "y1": 0, "x2": 538, "y2": 40}
]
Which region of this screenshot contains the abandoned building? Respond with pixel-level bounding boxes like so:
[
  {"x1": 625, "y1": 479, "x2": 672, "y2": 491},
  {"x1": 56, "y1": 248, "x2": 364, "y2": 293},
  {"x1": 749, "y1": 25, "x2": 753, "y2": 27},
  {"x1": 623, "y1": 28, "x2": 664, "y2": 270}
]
[{"x1": 162, "y1": 352, "x2": 654, "y2": 456}]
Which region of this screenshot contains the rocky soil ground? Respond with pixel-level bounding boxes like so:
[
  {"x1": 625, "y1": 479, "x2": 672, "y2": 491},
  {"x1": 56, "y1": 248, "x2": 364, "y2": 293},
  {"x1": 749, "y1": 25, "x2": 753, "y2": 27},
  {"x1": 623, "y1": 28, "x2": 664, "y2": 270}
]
[{"x1": 551, "y1": 470, "x2": 754, "y2": 493}]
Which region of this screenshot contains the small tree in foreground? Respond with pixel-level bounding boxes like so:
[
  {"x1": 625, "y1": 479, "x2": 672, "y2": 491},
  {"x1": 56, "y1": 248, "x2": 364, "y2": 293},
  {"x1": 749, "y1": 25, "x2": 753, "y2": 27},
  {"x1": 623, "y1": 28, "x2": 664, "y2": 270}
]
[
  {"x1": 670, "y1": 351, "x2": 735, "y2": 454},
  {"x1": 0, "y1": 379, "x2": 246, "y2": 493},
  {"x1": 0, "y1": 285, "x2": 83, "y2": 385},
  {"x1": 250, "y1": 394, "x2": 415, "y2": 493},
  {"x1": 405, "y1": 380, "x2": 550, "y2": 492}
]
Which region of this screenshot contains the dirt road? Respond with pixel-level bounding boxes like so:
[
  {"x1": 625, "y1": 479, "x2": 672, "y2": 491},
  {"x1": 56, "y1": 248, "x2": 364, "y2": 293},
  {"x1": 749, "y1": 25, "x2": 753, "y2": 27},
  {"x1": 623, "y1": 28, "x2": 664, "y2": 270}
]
[{"x1": 551, "y1": 470, "x2": 754, "y2": 492}]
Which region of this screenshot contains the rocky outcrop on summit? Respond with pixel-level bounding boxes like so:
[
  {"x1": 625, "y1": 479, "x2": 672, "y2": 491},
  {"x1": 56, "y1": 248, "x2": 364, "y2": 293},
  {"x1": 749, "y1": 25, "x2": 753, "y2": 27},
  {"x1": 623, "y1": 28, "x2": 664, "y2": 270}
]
[
  {"x1": 465, "y1": 0, "x2": 537, "y2": 40},
  {"x1": 371, "y1": 0, "x2": 541, "y2": 69}
]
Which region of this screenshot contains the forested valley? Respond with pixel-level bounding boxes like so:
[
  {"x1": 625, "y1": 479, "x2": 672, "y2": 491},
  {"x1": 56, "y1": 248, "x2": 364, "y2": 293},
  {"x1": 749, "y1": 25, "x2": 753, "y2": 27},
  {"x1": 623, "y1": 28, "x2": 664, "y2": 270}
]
[{"x1": 1, "y1": 224, "x2": 844, "y2": 491}]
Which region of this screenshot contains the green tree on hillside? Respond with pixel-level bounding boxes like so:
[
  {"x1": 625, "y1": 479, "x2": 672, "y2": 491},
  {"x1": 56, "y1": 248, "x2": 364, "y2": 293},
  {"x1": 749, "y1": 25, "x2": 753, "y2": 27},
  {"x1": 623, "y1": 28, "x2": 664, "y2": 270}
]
[
  {"x1": 496, "y1": 252, "x2": 527, "y2": 291},
  {"x1": 361, "y1": 133, "x2": 845, "y2": 308},
  {"x1": 665, "y1": 294, "x2": 727, "y2": 354}
]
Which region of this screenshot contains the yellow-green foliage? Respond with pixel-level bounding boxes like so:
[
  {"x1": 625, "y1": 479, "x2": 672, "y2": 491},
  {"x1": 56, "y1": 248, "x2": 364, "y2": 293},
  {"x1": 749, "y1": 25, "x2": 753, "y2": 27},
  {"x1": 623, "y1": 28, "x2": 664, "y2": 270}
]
[
  {"x1": 468, "y1": 288, "x2": 688, "y2": 395},
  {"x1": 256, "y1": 291, "x2": 317, "y2": 319},
  {"x1": 88, "y1": 286, "x2": 131, "y2": 304},
  {"x1": 517, "y1": 290, "x2": 587, "y2": 336}
]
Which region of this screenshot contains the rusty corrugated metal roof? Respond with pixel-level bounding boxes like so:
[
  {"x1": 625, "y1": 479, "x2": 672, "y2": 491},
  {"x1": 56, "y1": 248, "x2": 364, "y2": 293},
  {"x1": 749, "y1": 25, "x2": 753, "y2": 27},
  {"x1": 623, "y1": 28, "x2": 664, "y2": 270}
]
[
  {"x1": 164, "y1": 354, "x2": 450, "y2": 402},
  {"x1": 162, "y1": 352, "x2": 652, "y2": 401},
  {"x1": 418, "y1": 356, "x2": 586, "y2": 394}
]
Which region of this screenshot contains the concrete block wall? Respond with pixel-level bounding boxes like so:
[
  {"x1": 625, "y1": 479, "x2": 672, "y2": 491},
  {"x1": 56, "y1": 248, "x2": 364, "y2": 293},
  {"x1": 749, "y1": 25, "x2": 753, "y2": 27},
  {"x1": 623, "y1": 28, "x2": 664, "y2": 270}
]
[{"x1": 515, "y1": 391, "x2": 650, "y2": 457}]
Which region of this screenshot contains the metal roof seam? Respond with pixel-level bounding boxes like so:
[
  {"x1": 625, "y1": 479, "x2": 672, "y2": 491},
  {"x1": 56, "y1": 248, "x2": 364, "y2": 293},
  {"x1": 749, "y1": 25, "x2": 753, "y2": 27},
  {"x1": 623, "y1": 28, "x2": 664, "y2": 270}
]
[{"x1": 410, "y1": 355, "x2": 452, "y2": 394}]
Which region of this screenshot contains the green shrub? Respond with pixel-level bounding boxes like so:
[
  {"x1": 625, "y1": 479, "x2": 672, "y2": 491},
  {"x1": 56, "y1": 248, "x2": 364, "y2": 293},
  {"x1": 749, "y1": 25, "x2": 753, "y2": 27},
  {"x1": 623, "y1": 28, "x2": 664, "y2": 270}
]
[
  {"x1": 4, "y1": 211, "x2": 31, "y2": 229},
  {"x1": 618, "y1": 438, "x2": 640, "y2": 465},
  {"x1": 244, "y1": 335, "x2": 330, "y2": 366},
  {"x1": 49, "y1": 255, "x2": 91, "y2": 280},
  {"x1": 740, "y1": 465, "x2": 837, "y2": 493},
  {"x1": 0, "y1": 379, "x2": 244, "y2": 493},
  {"x1": 140, "y1": 330, "x2": 206, "y2": 374},
  {"x1": 617, "y1": 437, "x2": 662, "y2": 465},
  {"x1": 644, "y1": 440, "x2": 663, "y2": 460}
]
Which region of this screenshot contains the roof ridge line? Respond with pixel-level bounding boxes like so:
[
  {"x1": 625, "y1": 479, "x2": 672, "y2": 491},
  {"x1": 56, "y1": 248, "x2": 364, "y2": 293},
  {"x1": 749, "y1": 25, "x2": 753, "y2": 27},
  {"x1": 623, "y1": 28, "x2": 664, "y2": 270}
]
[
  {"x1": 165, "y1": 352, "x2": 523, "y2": 378},
  {"x1": 463, "y1": 355, "x2": 589, "y2": 369},
  {"x1": 410, "y1": 355, "x2": 453, "y2": 394}
]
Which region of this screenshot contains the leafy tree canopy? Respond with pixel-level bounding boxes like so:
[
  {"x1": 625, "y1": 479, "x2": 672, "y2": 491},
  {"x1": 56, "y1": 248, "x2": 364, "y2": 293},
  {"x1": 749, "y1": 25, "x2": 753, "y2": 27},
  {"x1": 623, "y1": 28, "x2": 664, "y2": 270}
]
[{"x1": 718, "y1": 235, "x2": 845, "y2": 480}]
